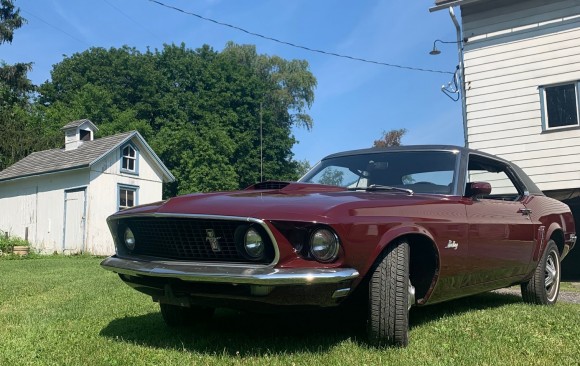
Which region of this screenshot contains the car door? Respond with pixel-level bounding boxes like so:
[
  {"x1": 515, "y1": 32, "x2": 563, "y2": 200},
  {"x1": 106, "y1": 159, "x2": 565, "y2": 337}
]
[{"x1": 463, "y1": 154, "x2": 535, "y2": 287}]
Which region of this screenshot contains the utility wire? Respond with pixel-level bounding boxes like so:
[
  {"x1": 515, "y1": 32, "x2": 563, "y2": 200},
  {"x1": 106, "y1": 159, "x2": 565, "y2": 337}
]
[
  {"x1": 147, "y1": 0, "x2": 454, "y2": 75},
  {"x1": 21, "y1": 9, "x2": 90, "y2": 47},
  {"x1": 102, "y1": 0, "x2": 163, "y2": 43}
]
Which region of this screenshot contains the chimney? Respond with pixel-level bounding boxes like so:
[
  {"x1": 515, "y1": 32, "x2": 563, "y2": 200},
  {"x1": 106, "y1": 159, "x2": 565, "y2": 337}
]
[{"x1": 61, "y1": 119, "x2": 99, "y2": 151}]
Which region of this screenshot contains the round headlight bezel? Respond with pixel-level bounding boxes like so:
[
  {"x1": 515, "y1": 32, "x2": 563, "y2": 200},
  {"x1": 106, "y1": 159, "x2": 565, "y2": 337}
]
[
  {"x1": 243, "y1": 227, "x2": 265, "y2": 260},
  {"x1": 123, "y1": 227, "x2": 136, "y2": 251},
  {"x1": 309, "y1": 227, "x2": 340, "y2": 263}
]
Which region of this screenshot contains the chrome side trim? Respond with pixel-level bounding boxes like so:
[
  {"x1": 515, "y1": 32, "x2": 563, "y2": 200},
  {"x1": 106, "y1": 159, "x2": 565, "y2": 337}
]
[
  {"x1": 107, "y1": 213, "x2": 281, "y2": 268},
  {"x1": 101, "y1": 256, "x2": 359, "y2": 286}
]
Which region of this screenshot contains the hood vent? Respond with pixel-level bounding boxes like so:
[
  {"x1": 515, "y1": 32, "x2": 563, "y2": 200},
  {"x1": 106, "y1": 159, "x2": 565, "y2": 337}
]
[{"x1": 251, "y1": 181, "x2": 290, "y2": 190}]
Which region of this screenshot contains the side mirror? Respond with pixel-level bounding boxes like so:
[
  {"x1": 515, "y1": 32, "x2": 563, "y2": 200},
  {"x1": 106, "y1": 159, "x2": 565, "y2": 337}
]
[{"x1": 465, "y1": 182, "x2": 491, "y2": 198}]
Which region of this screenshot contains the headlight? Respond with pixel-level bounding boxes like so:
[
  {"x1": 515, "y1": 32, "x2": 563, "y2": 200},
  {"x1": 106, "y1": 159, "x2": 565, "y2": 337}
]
[
  {"x1": 244, "y1": 227, "x2": 265, "y2": 259},
  {"x1": 309, "y1": 228, "x2": 339, "y2": 263},
  {"x1": 124, "y1": 227, "x2": 136, "y2": 251}
]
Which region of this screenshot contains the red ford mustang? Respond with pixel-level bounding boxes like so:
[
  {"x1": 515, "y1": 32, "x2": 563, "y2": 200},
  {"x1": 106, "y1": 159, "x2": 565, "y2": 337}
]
[{"x1": 101, "y1": 145, "x2": 576, "y2": 347}]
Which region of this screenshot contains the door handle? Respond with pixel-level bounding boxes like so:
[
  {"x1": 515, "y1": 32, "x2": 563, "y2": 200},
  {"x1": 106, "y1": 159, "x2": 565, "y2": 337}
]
[{"x1": 518, "y1": 208, "x2": 532, "y2": 216}]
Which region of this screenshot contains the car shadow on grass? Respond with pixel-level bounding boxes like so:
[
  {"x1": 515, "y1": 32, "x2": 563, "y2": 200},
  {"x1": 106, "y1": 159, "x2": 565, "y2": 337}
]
[{"x1": 99, "y1": 292, "x2": 523, "y2": 355}]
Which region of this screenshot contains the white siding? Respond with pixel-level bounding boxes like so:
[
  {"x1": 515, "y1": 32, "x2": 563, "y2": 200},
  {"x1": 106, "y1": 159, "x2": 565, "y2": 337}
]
[
  {"x1": 0, "y1": 136, "x2": 167, "y2": 255},
  {"x1": 0, "y1": 170, "x2": 89, "y2": 253},
  {"x1": 462, "y1": 0, "x2": 580, "y2": 192},
  {"x1": 86, "y1": 140, "x2": 164, "y2": 255}
]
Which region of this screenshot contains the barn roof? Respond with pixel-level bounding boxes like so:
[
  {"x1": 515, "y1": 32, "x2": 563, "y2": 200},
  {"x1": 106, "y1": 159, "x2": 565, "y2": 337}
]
[{"x1": 0, "y1": 131, "x2": 175, "y2": 183}]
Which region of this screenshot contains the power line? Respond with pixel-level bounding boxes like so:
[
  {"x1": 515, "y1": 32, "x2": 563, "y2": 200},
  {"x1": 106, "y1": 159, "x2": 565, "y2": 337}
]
[
  {"x1": 147, "y1": 0, "x2": 454, "y2": 75},
  {"x1": 101, "y1": 0, "x2": 163, "y2": 43},
  {"x1": 21, "y1": 9, "x2": 90, "y2": 47}
]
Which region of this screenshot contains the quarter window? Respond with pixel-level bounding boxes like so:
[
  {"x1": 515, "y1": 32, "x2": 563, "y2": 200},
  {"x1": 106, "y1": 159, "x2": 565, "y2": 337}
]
[
  {"x1": 121, "y1": 145, "x2": 137, "y2": 173},
  {"x1": 541, "y1": 82, "x2": 580, "y2": 130},
  {"x1": 118, "y1": 185, "x2": 138, "y2": 210}
]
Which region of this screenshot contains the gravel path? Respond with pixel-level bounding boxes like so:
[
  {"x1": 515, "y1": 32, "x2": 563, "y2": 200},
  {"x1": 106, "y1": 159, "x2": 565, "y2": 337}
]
[{"x1": 493, "y1": 283, "x2": 580, "y2": 304}]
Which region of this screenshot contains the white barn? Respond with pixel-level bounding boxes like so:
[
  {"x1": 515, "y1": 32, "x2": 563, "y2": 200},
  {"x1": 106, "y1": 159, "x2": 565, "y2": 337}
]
[
  {"x1": 0, "y1": 119, "x2": 174, "y2": 255},
  {"x1": 431, "y1": 0, "x2": 580, "y2": 277}
]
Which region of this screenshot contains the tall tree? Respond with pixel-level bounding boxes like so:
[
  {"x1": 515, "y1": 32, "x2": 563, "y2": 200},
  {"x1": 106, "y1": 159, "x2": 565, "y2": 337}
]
[
  {"x1": 0, "y1": 0, "x2": 24, "y2": 44},
  {"x1": 0, "y1": 0, "x2": 49, "y2": 171},
  {"x1": 373, "y1": 128, "x2": 407, "y2": 148},
  {"x1": 39, "y1": 43, "x2": 317, "y2": 195}
]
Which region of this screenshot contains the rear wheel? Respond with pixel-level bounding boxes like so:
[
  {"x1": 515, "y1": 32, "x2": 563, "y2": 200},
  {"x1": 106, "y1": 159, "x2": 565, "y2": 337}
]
[
  {"x1": 521, "y1": 240, "x2": 560, "y2": 305},
  {"x1": 367, "y1": 239, "x2": 414, "y2": 347},
  {"x1": 159, "y1": 303, "x2": 215, "y2": 327}
]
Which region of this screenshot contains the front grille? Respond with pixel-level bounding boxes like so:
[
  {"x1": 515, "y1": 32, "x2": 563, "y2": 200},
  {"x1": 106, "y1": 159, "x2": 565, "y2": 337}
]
[{"x1": 122, "y1": 217, "x2": 274, "y2": 264}]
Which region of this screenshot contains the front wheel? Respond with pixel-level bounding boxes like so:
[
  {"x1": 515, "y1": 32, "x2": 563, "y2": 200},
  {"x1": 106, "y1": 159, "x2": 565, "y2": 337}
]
[
  {"x1": 367, "y1": 239, "x2": 414, "y2": 347},
  {"x1": 160, "y1": 303, "x2": 215, "y2": 327},
  {"x1": 521, "y1": 240, "x2": 560, "y2": 305}
]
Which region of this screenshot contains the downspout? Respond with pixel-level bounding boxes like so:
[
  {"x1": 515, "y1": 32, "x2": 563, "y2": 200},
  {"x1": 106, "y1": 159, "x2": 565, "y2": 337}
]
[{"x1": 449, "y1": 6, "x2": 469, "y2": 148}]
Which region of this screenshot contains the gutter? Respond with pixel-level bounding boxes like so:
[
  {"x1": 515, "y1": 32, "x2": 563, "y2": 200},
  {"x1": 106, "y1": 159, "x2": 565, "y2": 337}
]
[
  {"x1": 0, "y1": 166, "x2": 88, "y2": 184},
  {"x1": 429, "y1": 0, "x2": 483, "y2": 12}
]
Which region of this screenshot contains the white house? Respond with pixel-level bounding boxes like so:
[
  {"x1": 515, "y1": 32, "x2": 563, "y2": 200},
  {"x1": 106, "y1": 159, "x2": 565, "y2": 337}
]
[
  {"x1": 430, "y1": 0, "x2": 580, "y2": 277},
  {"x1": 0, "y1": 119, "x2": 175, "y2": 255}
]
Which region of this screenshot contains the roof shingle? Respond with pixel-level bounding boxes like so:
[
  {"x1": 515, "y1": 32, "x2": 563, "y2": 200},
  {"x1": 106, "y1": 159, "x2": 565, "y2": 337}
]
[{"x1": 0, "y1": 131, "x2": 135, "y2": 182}]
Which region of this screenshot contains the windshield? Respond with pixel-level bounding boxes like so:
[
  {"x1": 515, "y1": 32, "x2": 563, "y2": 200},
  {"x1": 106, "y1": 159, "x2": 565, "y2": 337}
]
[{"x1": 299, "y1": 150, "x2": 459, "y2": 195}]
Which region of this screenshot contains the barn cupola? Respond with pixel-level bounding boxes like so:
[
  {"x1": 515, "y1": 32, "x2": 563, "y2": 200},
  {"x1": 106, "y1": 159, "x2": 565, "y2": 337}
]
[{"x1": 62, "y1": 119, "x2": 99, "y2": 151}]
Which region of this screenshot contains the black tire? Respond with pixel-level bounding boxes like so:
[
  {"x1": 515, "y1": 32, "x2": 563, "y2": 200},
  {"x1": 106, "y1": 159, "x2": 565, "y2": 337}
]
[
  {"x1": 521, "y1": 240, "x2": 560, "y2": 305},
  {"x1": 159, "y1": 303, "x2": 215, "y2": 327},
  {"x1": 367, "y1": 239, "x2": 411, "y2": 347}
]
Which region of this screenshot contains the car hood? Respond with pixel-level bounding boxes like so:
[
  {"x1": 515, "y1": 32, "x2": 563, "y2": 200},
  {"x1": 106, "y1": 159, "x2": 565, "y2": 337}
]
[{"x1": 114, "y1": 182, "x2": 451, "y2": 222}]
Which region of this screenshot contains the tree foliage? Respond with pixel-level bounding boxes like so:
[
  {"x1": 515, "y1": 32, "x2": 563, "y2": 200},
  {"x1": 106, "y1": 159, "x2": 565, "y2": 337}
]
[
  {"x1": 295, "y1": 159, "x2": 312, "y2": 178},
  {"x1": 373, "y1": 128, "x2": 407, "y2": 148},
  {"x1": 318, "y1": 168, "x2": 344, "y2": 186},
  {"x1": 0, "y1": 1, "x2": 52, "y2": 171},
  {"x1": 0, "y1": 0, "x2": 24, "y2": 44},
  {"x1": 38, "y1": 43, "x2": 317, "y2": 196}
]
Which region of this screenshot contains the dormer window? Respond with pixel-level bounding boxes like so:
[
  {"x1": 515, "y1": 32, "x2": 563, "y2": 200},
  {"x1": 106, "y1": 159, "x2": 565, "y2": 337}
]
[
  {"x1": 121, "y1": 144, "x2": 138, "y2": 174},
  {"x1": 80, "y1": 129, "x2": 91, "y2": 141}
]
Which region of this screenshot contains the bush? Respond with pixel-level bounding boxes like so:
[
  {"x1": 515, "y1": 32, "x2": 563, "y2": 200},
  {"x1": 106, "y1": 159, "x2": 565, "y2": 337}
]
[{"x1": 0, "y1": 234, "x2": 30, "y2": 254}]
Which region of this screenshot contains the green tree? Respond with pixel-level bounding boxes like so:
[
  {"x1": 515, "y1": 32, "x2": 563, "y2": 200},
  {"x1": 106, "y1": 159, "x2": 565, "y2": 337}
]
[
  {"x1": 0, "y1": 0, "x2": 24, "y2": 44},
  {"x1": 39, "y1": 43, "x2": 317, "y2": 196},
  {"x1": 0, "y1": 1, "x2": 52, "y2": 171},
  {"x1": 295, "y1": 159, "x2": 312, "y2": 179},
  {"x1": 318, "y1": 168, "x2": 344, "y2": 186}
]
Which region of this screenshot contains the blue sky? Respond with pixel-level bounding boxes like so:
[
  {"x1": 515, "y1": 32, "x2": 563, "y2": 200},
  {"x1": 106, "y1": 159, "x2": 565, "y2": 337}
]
[{"x1": 1, "y1": 0, "x2": 463, "y2": 164}]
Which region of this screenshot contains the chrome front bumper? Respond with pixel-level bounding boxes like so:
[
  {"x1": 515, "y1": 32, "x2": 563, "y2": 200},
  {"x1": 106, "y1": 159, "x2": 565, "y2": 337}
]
[{"x1": 101, "y1": 256, "x2": 360, "y2": 286}]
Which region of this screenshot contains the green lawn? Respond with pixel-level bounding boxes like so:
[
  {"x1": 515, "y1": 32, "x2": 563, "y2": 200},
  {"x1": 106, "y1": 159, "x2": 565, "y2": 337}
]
[{"x1": 1, "y1": 257, "x2": 579, "y2": 365}]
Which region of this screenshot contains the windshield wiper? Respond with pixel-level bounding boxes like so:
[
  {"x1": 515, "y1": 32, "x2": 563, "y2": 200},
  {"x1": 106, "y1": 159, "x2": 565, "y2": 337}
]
[{"x1": 347, "y1": 184, "x2": 413, "y2": 195}]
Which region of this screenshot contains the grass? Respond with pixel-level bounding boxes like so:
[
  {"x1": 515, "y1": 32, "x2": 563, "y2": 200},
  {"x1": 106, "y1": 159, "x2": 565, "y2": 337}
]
[
  {"x1": 560, "y1": 281, "x2": 580, "y2": 293},
  {"x1": 1, "y1": 257, "x2": 579, "y2": 366}
]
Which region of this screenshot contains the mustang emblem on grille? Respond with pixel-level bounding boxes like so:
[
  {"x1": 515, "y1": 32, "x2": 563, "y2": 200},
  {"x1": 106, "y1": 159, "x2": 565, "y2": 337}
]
[{"x1": 206, "y1": 229, "x2": 222, "y2": 252}]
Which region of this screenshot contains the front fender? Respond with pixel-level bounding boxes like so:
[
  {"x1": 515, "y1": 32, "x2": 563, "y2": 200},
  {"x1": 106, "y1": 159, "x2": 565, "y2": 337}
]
[{"x1": 360, "y1": 224, "x2": 437, "y2": 279}]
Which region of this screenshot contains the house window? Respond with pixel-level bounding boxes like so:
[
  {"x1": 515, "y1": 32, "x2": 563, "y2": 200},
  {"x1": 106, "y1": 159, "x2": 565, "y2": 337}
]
[
  {"x1": 121, "y1": 144, "x2": 138, "y2": 174},
  {"x1": 118, "y1": 185, "x2": 138, "y2": 210},
  {"x1": 541, "y1": 82, "x2": 580, "y2": 130}
]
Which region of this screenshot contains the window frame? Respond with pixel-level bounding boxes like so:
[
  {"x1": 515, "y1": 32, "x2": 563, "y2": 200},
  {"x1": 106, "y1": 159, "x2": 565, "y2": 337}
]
[
  {"x1": 540, "y1": 81, "x2": 580, "y2": 132},
  {"x1": 466, "y1": 153, "x2": 527, "y2": 201},
  {"x1": 118, "y1": 184, "x2": 139, "y2": 210},
  {"x1": 120, "y1": 143, "x2": 139, "y2": 175}
]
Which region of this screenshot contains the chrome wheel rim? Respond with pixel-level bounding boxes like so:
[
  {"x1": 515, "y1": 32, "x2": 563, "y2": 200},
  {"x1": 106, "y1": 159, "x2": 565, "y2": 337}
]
[
  {"x1": 545, "y1": 249, "x2": 560, "y2": 302},
  {"x1": 408, "y1": 281, "x2": 416, "y2": 311}
]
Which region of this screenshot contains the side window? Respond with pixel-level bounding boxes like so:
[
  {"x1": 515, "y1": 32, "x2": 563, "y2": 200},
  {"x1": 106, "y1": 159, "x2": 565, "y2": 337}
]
[
  {"x1": 118, "y1": 185, "x2": 138, "y2": 210},
  {"x1": 467, "y1": 156, "x2": 522, "y2": 200},
  {"x1": 121, "y1": 144, "x2": 138, "y2": 174},
  {"x1": 540, "y1": 81, "x2": 580, "y2": 130}
]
